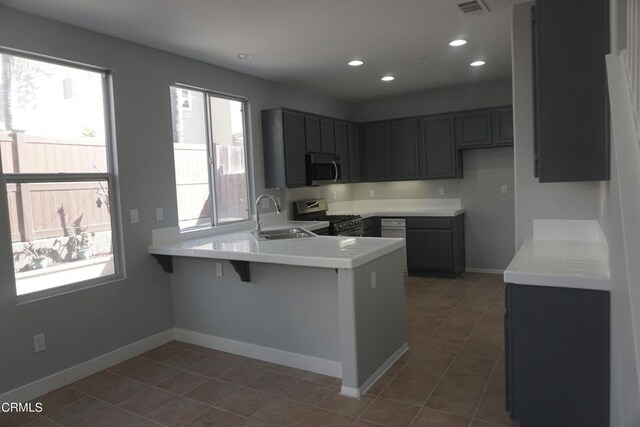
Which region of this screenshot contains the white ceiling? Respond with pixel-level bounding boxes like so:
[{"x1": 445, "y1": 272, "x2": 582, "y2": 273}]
[{"x1": 0, "y1": 0, "x2": 519, "y2": 101}]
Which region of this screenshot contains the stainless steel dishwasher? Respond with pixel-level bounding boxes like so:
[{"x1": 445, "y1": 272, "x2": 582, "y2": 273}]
[{"x1": 380, "y1": 218, "x2": 407, "y2": 274}]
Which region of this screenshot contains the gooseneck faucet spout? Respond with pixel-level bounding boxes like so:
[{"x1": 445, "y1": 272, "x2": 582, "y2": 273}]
[{"x1": 255, "y1": 194, "x2": 281, "y2": 235}]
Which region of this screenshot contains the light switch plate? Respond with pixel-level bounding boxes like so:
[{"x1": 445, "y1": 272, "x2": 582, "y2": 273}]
[
  {"x1": 130, "y1": 209, "x2": 139, "y2": 224},
  {"x1": 370, "y1": 271, "x2": 377, "y2": 289},
  {"x1": 369, "y1": 189, "x2": 375, "y2": 198},
  {"x1": 439, "y1": 187, "x2": 445, "y2": 196},
  {"x1": 155, "y1": 208, "x2": 164, "y2": 221},
  {"x1": 34, "y1": 333, "x2": 46, "y2": 353},
  {"x1": 501, "y1": 185, "x2": 508, "y2": 194},
  {"x1": 215, "y1": 263, "x2": 223, "y2": 277}
]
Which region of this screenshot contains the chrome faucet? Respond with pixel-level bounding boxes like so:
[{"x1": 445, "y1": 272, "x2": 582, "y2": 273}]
[{"x1": 255, "y1": 194, "x2": 281, "y2": 235}]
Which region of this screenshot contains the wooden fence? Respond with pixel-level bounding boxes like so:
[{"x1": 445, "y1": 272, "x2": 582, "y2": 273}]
[{"x1": 1, "y1": 131, "x2": 111, "y2": 243}]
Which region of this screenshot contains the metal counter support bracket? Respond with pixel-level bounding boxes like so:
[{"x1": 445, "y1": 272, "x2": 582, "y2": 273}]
[
  {"x1": 230, "y1": 261, "x2": 250, "y2": 282},
  {"x1": 152, "y1": 254, "x2": 173, "y2": 273}
]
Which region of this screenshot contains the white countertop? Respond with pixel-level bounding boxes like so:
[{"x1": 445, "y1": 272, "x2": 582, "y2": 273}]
[
  {"x1": 149, "y1": 221, "x2": 405, "y2": 269},
  {"x1": 504, "y1": 238, "x2": 610, "y2": 291},
  {"x1": 326, "y1": 199, "x2": 464, "y2": 218}
]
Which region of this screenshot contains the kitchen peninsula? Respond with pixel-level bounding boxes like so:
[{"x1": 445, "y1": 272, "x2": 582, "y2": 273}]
[{"x1": 148, "y1": 221, "x2": 407, "y2": 397}]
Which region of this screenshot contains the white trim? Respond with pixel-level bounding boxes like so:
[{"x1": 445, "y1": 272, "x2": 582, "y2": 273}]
[
  {"x1": 339, "y1": 342, "x2": 408, "y2": 399},
  {"x1": 0, "y1": 329, "x2": 174, "y2": 404},
  {"x1": 174, "y1": 328, "x2": 342, "y2": 378},
  {"x1": 466, "y1": 267, "x2": 504, "y2": 275}
]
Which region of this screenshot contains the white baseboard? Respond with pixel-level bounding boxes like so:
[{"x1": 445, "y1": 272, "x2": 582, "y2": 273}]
[
  {"x1": 340, "y1": 342, "x2": 408, "y2": 399},
  {"x1": 174, "y1": 328, "x2": 342, "y2": 378},
  {"x1": 0, "y1": 329, "x2": 174, "y2": 404},
  {"x1": 466, "y1": 267, "x2": 505, "y2": 275}
]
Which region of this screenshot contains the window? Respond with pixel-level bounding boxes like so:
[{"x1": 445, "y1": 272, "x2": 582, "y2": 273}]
[
  {"x1": 170, "y1": 85, "x2": 250, "y2": 231},
  {"x1": 0, "y1": 51, "x2": 121, "y2": 298}
]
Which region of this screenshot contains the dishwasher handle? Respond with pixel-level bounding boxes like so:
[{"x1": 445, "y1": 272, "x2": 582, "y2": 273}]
[{"x1": 381, "y1": 218, "x2": 406, "y2": 228}]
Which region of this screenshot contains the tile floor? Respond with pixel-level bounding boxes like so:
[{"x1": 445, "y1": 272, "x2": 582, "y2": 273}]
[{"x1": 2, "y1": 273, "x2": 515, "y2": 427}]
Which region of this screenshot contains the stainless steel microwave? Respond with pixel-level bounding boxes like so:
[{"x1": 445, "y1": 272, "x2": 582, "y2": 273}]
[{"x1": 306, "y1": 153, "x2": 341, "y2": 186}]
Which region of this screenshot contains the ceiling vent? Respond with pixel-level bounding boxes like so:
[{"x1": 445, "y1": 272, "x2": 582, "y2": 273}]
[{"x1": 455, "y1": 0, "x2": 490, "y2": 14}]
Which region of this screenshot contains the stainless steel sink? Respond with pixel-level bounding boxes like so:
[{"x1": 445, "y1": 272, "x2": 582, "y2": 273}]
[{"x1": 251, "y1": 227, "x2": 315, "y2": 240}]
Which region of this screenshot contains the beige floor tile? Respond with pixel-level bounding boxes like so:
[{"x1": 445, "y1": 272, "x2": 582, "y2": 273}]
[
  {"x1": 300, "y1": 372, "x2": 342, "y2": 386},
  {"x1": 246, "y1": 371, "x2": 298, "y2": 394},
  {"x1": 249, "y1": 397, "x2": 312, "y2": 426},
  {"x1": 119, "y1": 386, "x2": 174, "y2": 415},
  {"x1": 434, "y1": 325, "x2": 473, "y2": 340},
  {"x1": 157, "y1": 370, "x2": 209, "y2": 395},
  {"x1": 379, "y1": 378, "x2": 436, "y2": 406},
  {"x1": 187, "y1": 379, "x2": 240, "y2": 405},
  {"x1": 278, "y1": 379, "x2": 335, "y2": 405},
  {"x1": 425, "y1": 387, "x2": 481, "y2": 418},
  {"x1": 366, "y1": 375, "x2": 393, "y2": 395},
  {"x1": 215, "y1": 388, "x2": 273, "y2": 417},
  {"x1": 317, "y1": 391, "x2": 375, "y2": 418},
  {"x1": 164, "y1": 350, "x2": 210, "y2": 369},
  {"x1": 47, "y1": 396, "x2": 112, "y2": 426},
  {"x1": 146, "y1": 396, "x2": 209, "y2": 427},
  {"x1": 75, "y1": 405, "x2": 152, "y2": 427},
  {"x1": 35, "y1": 386, "x2": 84, "y2": 415},
  {"x1": 185, "y1": 407, "x2": 245, "y2": 426},
  {"x1": 450, "y1": 355, "x2": 496, "y2": 377},
  {"x1": 297, "y1": 407, "x2": 355, "y2": 426},
  {"x1": 411, "y1": 348, "x2": 457, "y2": 367},
  {"x1": 412, "y1": 407, "x2": 471, "y2": 427},
  {"x1": 457, "y1": 341, "x2": 502, "y2": 361},
  {"x1": 216, "y1": 364, "x2": 268, "y2": 386},
  {"x1": 188, "y1": 357, "x2": 239, "y2": 378},
  {"x1": 23, "y1": 418, "x2": 64, "y2": 427},
  {"x1": 475, "y1": 396, "x2": 513, "y2": 426},
  {"x1": 438, "y1": 369, "x2": 489, "y2": 396},
  {"x1": 360, "y1": 397, "x2": 420, "y2": 427},
  {"x1": 422, "y1": 336, "x2": 465, "y2": 354},
  {"x1": 88, "y1": 375, "x2": 148, "y2": 404},
  {"x1": 140, "y1": 344, "x2": 184, "y2": 363},
  {"x1": 396, "y1": 360, "x2": 447, "y2": 384}
]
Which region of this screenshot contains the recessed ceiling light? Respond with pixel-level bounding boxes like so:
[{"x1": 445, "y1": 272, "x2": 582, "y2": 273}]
[
  {"x1": 236, "y1": 53, "x2": 254, "y2": 60},
  {"x1": 381, "y1": 75, "x2": 395, "y2": 82},
  {"x1": 348, "y1": 60, "x2": 364, "y2": 66},
  {"x1": 449, "y1": 39, "x2": 468, "y2": 47},
  {"x1": 470, "y1": 60, "x2": 486, "y2": 67}
]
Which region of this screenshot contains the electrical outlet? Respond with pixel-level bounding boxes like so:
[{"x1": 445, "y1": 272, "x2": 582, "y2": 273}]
[
  {"x1": 216, "y1": 263, "x2": 223, "y2": 277},
  {"x1": 369, "y1": 189, "x2": 375, "y2": 198},
  {"x1": 370, "y1": 271, "x2": 377, "y2": 290},
  {"x1": 333, "y1": 191, "x2": 337, "y2": 200},
  {"x1": 439, "y1": 187, "x2": 445, "y2": 196},
  {"x1": 155, "y1": 208, "x2": 164, "y2": 221},
  {"x1": 261, "y1": 198, "x2": 270, "y2": 209},
  {"x1": 501, "y1": 185, "x2": 508, "y2": 194},
  {"x1": 34, "y1": 333, "x2": 46, "y2": 353},
  {"x1": 130, "y1": 209, "x2": 139, "y2": 224}
]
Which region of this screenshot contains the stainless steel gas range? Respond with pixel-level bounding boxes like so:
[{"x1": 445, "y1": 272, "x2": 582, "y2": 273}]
[{"x1": 293, "y1": 198, "x2": 364, "y2": 236}]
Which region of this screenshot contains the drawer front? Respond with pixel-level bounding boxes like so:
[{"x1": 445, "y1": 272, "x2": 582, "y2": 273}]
[{"x1": 406, "y1": 217, "x2": 452, "y2": 229}]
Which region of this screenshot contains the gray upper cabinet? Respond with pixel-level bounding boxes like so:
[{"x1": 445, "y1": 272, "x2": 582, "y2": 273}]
[
  {"x1": 492, "y1": 107, "x2": 514, "y2": 146},
  {"x1": 348, "y1": 123, "x2": 361, "y2": 182},
  {"x1": 334, "y1": 121, "x2": 350, "y2": 182},
  {"x1": 304, "y1": 115, "x2": 321, "y2": 153},
  {"x1": 262, "y1": 109, "x2": 307, "y2": 188},
  {"x1": 456, "y1": 110, "x2": 492, "y2": 148},
  {"x1": 420, "y1": 116, "x2": 459, "y2": 179},
  {"x1": 533, "y1": 0, "x2": 609, "y2": 182},
  {"x1": 320, "y1": 118, "x2": 335, "y2": 154},
  {"x1": 390, "y1": 120, "x2": 420, "y2": 180},
  {"x1": 363, "y1": 123, "x2": 391, "y2": 181}
]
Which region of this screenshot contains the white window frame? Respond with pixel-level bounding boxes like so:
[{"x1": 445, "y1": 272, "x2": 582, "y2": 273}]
[
  {"x1": 171, "y1": 83, "x2": 252, "y2": 231},
  {"x1": 0, "y1": 48, "x2": 125, "y2": 303}
]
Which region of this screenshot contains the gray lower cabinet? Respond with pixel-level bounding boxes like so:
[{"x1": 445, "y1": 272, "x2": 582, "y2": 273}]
[
  {"x1": 363, "y1": 217, "x2": 381, "y2": 237},
  {"x1": 405, "y1": 215, "x2": 465, "y2": 276},
  {"x1": 363, "y1": 123, "x2": 391, "y2": 181},
  {"x1": 305, "y1": 115, "x2": 322, "y2": 153},
  {"x1": 420, "y1": 115, "x2": 459, "y2": 179},
  {"x1": 334, "y1": 121, "x2": 350, "y2": 182},
  {"x1": 505, "y1": 284, "x2": 610, "y2": 427},
  {"x1": 348, "y1": 123, "x2": 361, "y2": 182},
  {"x1": 262, "y1": 109, "x2": 307, "y2": 188},
  {"x1": 533, "y1": 0, "x2": 609, "y2": 182},
  {"x1": 390, "y1": 119, "x2": 420, "y2": 180}
]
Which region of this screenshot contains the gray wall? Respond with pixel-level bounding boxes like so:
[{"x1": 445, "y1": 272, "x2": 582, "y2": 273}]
[
  {"x1": 288, "y1": 79, "x2": 516, "y2": 271},
  {"x1": 600, "y1": 0, "x2": 640, "y2": 424},
  {"x1": 0, "y1": 7, "x2": 348, "y2": 394},
  {"x1": 511, "y1": 3, "x2": 602, "y2": 248}
]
